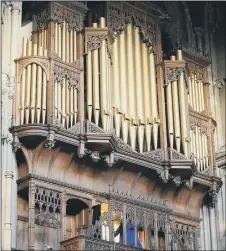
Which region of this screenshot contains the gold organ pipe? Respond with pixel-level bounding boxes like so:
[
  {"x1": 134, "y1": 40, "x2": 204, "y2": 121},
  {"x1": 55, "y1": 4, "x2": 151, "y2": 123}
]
[
  {"x1": 44, "y1": 29, "x2": 47, "y2": 49},
  {"x1": 191, "y1": 75, "x2": 197, "y2": 111},
  {"x1": 200, "y1": 81, "x2": 204, "y2": 111},
  {"x1": 198, "y1": 128, "x2": 203, "y2": 171},
  {"x1": 70, "y1": 30, "x2": 73, "y2": 63},
  {"x1": 107, "y1": 53, "x2": 113, "y2": 131},
  {"x1": 18, "y1": 35, "x2": 26, "y2": 124},
  {"x1": 134, "y1": 27, "x2": 144, "y2": 153},
  {"x1": 30, "y1": 45, "x2": 37, "y2": 123},
  {"x1": 201, "y1": 133, "x2": 206, "y2": 169},
  {"x1": 73, "y1": 88, "x2": 78, "y2": 124},
  {"x1": 141, "y1": 43, "x2": 152, "y2": 151},
  {"x1": 112, "y1": 36, "x2": 121, "y2": 137},
  {"x1": 36, "y1": 46, "x2": 43, "y2": 123},
  {"x1": 20, "y1": 68, "x2": 26, "y2": 124},
  {"x1": 66, "y1": 80, "x2": 70, "y2": 128},
  {"x1": 197, "y1": 80, "x2": 202, "y2": 112},
  {"x1": 42, "y1": 71, "x2": 47, "y2": 124},
  {"x1": 192, "y1": 129, "x2": 197, "y2": 165},
  {"x1": 38, "y1": 30, "x2": 42, "y2": 49},
  {"x1": 99, "y1": 17, "x2": 108, "y2": 131},
  {"x1": 58, "y1": 81, "x2": 62, "y2": 122},
  {"x1": 127, "y1": 33, "x2": 137, "y2": 147},
  {"x1": 58, "y1": 24, "x2": 62, "y2": 58},
  {"x1": 166, "y1": 82, "x2": 174, "y2": 148},
  {"x1": 70, "y1": 87, "x2": 74, "y2": 127},
  {"x1": 171, "y1": 56, "x2": 181, "y2": 152},
  {"x1": 62, "y1": 77, "x2": 66, "y2": 126},
  {"x1": 55, "y1": 80, "x2": 58, "y2": 117},
  {"x1": 149, "y1": 52, "x2": 159, "y2": 150},
  {"x1": 194, "y1": 75, "x2": 199, "y2": 112},
  {"x1": 92, "y1": 23, "x2": 100, "y2": 126},
  {"x1": 32, "y1": 32, "x2": 38, "y2": 46},
  {"x1": 74, "y1": 30, "x2": 77, "y2": 61},
  {"x1": 204, "y1": 134, "x2": 209, "y2": 167},
  {"x1": 86, "y1": 52, "x2": 93, "y2": 121},
  {"x1": 54, "y1": 23, "x2": 58, "y2": 54},
  {"x1": 66, "y1": 23, "x2": 70, "y2": 63},
  {"x1": 195, "y1": 126, "x2": 200, "y2": 170},
  {"x1": 119, "y1": 30, "x2": 129, "y2": 143},
  {"x1": 25, "y1": 40, "x2": 32, "y2": 124},
  {"x1": 177, "y1": 50, "x2": 188, "y2": 156},
  {"x1": 62, "y1": 21, "x2": 66, "y2": 61},
  {"x1": 188, "y1": 77, "x2": 193, "y2": 107},
  {"x1": 126, "y1": 24, "x2": 136, "y2": 120}
]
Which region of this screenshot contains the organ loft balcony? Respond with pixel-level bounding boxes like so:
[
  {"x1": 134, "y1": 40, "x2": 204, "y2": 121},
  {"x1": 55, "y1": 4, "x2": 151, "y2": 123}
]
[{"x1": 10, "y1": 1, "x2": 222, "y2": 250}]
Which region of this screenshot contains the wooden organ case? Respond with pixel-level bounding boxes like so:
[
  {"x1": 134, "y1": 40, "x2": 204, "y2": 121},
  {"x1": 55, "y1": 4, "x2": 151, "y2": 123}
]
[{"x1": 10, "y1": 1, "x2": 222, "y2": 251}]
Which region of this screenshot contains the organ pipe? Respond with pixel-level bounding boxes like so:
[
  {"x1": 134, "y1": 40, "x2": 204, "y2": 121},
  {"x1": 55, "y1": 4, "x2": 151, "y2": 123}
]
[
  {"x1": 99, "y1": 17, "x2": 108, "y2": 131},
  {"x1": 112, "y1": 36, "x2": 121, "y2": 137},
  {"x1": 62, "y1": 22, "x2": 66, "y2": 61},
  {"x1": 149, "y1": 52, "x2": 159, "y2": 150},
  {"x1": 66, "y1": 80, "x2": 70, "y2": 128},
  {"x1": 74, "y1": 30, "x2": 77, "y2": 61},
  {"x1": 86, "y1": 51, "x2": 92, "y2": 121},
  {"x1": 170, "y1": 56, "x2": 181, "y2": 152},
  {"x1": 70, "y1": 87, "x2": 74, "y2": 127},
  {"x1": 20, "y1": 68, "x2": 26, "y2": 124},
  {"x1": 73, "y1": 88, "x2": 78, "y2": 124},
  {"x1": 42, "y1": 71, "x2": 47, "y2": 124},
  {"x1": 36, "y1": 47, "x2": 43, "y2": 123},
  {"x1": 62, "y1": 77, "x2": 66, "y2": 126},
  {"x1": 70, "y1": 30, "x2": 73, "y2": 63},
  {"x1": 119, "y1": 30, "x2": 129, "y2": 143},
  {"x1": 25, "y1": 41, "x2": 32, "y2": 124},
  {"x1": 54, "y1": 23, "x2": 58, "y2": 54},
  {"x1": 58, "y1": 24, "x2": 62, "y2": 58},
  {"x1": 166, "y1": 81, "x2": 174, "y2": 149},
  {"x1": 141, "y1": 43, "x2": 152, "y2": 151},
  {"x1": 134, "y1": 27, "x2": 144, "y2": 153},
  {"x1": 58, "y1": 82, "x2": 62, "y2": 121},
  {"x1": 66, "y1": 23, "x2": 70, "y2": 63},
  {"x1": 92, "y1": 23, "x2": 100, "y2": 125},
  {"x1": 177, "y1": 50, "x2": 188, "y2": 156}
]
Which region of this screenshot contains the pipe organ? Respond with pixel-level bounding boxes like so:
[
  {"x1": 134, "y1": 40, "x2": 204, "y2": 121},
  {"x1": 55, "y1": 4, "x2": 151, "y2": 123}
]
[
  {"x1": 16, "y1": 2, "x2": 83, "y2": 129},
  {"x1": 85, "y1": 18, "x2": 160, "y2": 153},
  {"x1": 13, "y1": 1, "x2": 216, "y2": 174}
]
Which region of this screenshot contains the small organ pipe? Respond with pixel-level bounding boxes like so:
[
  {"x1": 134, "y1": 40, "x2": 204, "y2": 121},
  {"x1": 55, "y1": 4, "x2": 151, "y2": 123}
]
[
  {"x1": 200, "y1": 81, "x2": 204, "y2": 111},
  {"x1": 62, "y1": 22, "x2": 66, "y2": 61},
  {"x1": 58, "y1": 24, "x2": 62, "y2": 58},
  {"x1": 188, "y1": 77, "x2": 192, "y2": 107},
  {"x1": 70, "y1": 87, "x2": 74, "y2": 127},
  {"x1": 54, "y1": 23, "x2": 58, "y2": 54},
  {"x1": 86, "y1": 52, "x2": 93, "y2": 121},
  {"x1": 194, "y1": 75, "x2": 199, "y2": 112},
  {"x1": 25, "y1": 41, "x2": 32, "y2": 123},
  {"x1": 30, "y1": 50, "x2": 37, "y2": 123},
  {"x1": 66, "y1": 80, "x2": 70, "y2": 128},
  {"x1": 204, "y1": 134, "x2": 209, "y2": 167},
  {"x1": 201, "y1": 133, "x2": 206, "y2": 168},
  {"x1": 62, "y1": 77, "x2": 66, "y2": 126},
  {"x1": 149, "y1": 52, "x2": 159, "y2": 150},
  {"x1": 73, "y1": 30, "x2": 77, "y2": 61},
  {"x1": 44, "y1": 29, "x2": 47, "y2": 49},
  {"x1": 22, "y1": 37, "x2": 27, "y2": 57},
  {"x1": 36, "y1": 47, "x2": 43, "y2": 123},
  {"x1": 70, "y1": 30, "x2": 73, "y2": 63},
  {"x1": 195, "y1": 126, "x2": 200, "y2": 170},
  {"x1": 197, "y1": 81, "x2": 202, "y2": 112},
  {"x1": 66, "y1": 23, "x2": 70, "y2": 63},
  {"x1": 20, "y1": 68, "x2": 26, "y2": 124},
  {"x1": 177, "y1": 50, "x2": 188, "y2": 156},
  {"x1": 170, "y1": 56, "x2": 181, "y2": 152},
  {"x1": 42, "y1": 71, "x2": 47, "y2": 124},
  {"x1": 73, "y1": 88, "x2": 78, "y2": 124},
  {"x1": 92, "y1": 23, "x2": 100, "y2": 126},
  {"x1": 58, "y1": 82, "x2": 62, "y2": 121},
  {"x1": 55, "y1": 80, "x2": 58, "y2": 117},
  {"x1": 166, "y1": 82, "x2": 174, "y2": 148}
]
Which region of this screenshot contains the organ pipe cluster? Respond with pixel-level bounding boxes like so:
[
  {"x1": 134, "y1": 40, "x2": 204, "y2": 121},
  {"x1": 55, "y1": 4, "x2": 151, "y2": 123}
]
[
  {"x1": 54, "y1": 77, "x2": 78, "y2": 128},
  {"x1": 190, "y1": 126, "x2": 209, "y2": 171},
  {"x1": 19, "y1": 37, "x2": 47, "y2": 125},
  {"x1": 86, "y1": 17, "x2": 160, "y2": 153},
  {"x1": 54, "y1": 22, "x2": 77, "y2": 63},
  {"x1": 165, "y1": 50, "x2": 190, "y2": 157}
]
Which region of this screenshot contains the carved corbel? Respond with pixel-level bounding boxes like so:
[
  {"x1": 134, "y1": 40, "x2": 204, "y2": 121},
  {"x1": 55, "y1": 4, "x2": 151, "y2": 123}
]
[
  {"x1": 103, "y1": 152, "x2": 115, "y2": 167},
  {"x1": 183, "y1": 176, "x2": 193, "y2": 190},
  {"x1": 164, "y1": 67, "x2": 185, "y2": 86},
  {"x1": 157, "y1": 168, "x2": 169, "y2": 183},
  {"x1": 90, "y1": 151, "x2": 101, "y2": 163},
  {"x1": 45, "y1": 130, "x2": 55, "y2": 149},
  {"x1": 208, "y1": 181, "x2": 219, "y2": 208},
  {"x1": 169, "y1": 174, "x2": 182, "y2": 187},
  {"x1": 11, "y1": 133, "x2": 21, "y2": 152},
  {"x1": 77, "y1": 142, "x2": 85, "y2": 158},
  {"x1": 215, "y1": 77, "x2": 226, "y2": 89}
]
